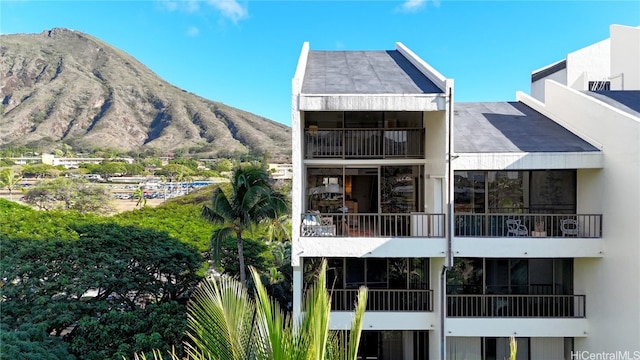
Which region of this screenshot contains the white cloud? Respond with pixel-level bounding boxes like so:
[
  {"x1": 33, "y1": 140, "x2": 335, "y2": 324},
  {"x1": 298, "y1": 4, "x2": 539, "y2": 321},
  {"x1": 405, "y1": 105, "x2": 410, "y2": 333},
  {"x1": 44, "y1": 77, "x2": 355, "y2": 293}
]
[
  {"x1": 159, "y1": 0, "x2": 248, "y2": 22},
  {"x1": 160, "y1": 0, "x2": 199, "y2": 13},
  {"x1": 399, "y1": 0, "x2": 427, "y2": 13},
  {"x1": 206, "y1": 0, "x2": 248, "y2": 23},
  {"x1": 187, "y1": 26, "x2": 200, "y2": 36}
]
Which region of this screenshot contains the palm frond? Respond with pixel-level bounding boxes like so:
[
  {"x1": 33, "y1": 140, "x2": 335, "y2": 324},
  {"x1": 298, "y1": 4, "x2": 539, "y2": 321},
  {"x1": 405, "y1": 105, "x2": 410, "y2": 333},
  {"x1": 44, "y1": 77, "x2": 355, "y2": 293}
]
[
  {"x1": 346, "y1": 286, "x2": 367, "y2": 360},
  {"x1": 209, "y1": 226, "x2": 235, "y2": 268},
  {"x1": 185, "y1": 276, "x2": 265, "y2": 360},
  {"x1": 201, "y1": 189, "x2": 234, "y2": 225}
]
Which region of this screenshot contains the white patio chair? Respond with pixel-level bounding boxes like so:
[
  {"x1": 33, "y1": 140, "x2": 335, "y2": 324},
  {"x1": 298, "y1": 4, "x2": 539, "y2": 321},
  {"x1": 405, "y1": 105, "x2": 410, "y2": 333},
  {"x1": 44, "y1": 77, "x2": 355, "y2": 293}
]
[
  {"x1": 560, "y1": 219, "x2": 579, "y2": 237},
  {"x1": 506, "y1": 219, "x2": 528, "y2": 236}
]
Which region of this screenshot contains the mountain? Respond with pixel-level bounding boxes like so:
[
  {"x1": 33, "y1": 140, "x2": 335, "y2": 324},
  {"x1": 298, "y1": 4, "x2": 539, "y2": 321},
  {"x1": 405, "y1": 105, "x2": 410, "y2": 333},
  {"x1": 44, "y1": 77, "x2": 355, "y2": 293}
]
[{"x1": 0, "y1": 28, "x2": 291, "y2": 161}]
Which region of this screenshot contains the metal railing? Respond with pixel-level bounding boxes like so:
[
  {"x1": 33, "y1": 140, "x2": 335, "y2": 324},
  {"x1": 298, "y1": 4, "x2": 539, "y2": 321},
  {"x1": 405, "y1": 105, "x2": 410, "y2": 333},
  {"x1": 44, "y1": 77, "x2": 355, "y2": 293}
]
[
  {"x1": 332, "y1": 289, "x2": 434, "y2": 312},
  {"x1": 304, "y1": 128, "x2": 424, "y2": 159},
  {"x1": 301, "y1": 212, "x2": 445, "y2": 238},
  {"x1": 447, "y1": 294, "x2": 586, "y2": 318},
  {"x1": 454, "y1": 213, "x2": 602, "y2": 238}
]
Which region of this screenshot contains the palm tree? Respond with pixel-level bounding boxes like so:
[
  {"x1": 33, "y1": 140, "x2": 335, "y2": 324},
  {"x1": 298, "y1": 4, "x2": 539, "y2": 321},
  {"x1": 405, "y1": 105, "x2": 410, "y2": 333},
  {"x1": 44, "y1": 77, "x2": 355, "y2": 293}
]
[
  {"x1": 186, "y1": 261, "x2": 367, "y2": 360},
  {"x1": 201, "y1": 165, "x2": 287, "y2": 286},
  {"x1": 0, "y1": 168, "x2": 23, "y2": 201},
  {"x1": 130, "y1": 261, "x2": 367, "y2": 360}
]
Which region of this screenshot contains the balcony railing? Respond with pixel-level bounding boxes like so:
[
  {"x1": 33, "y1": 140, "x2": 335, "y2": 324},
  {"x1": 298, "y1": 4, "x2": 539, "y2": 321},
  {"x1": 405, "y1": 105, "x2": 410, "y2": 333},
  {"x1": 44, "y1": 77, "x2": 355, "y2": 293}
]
[
  {"x1": 304, "y1": 128, "x2": 424, "y2": 159},
  {"x1": 301, "y1": 212, "x2": 445, "y2": 238},
  {"x1": 332, "y1": 289, "x2": 434, "y2": 312},
  {"x1": 454, "y1": 213, "x2": 602, "y2": 238},
  {"x1": 447, "y1": 294, "x2": 586, "y2": 318}
]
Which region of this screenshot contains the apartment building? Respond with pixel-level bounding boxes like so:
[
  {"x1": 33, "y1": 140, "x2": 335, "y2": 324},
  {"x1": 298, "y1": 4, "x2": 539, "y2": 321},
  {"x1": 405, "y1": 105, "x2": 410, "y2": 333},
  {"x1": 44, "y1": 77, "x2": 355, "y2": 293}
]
[{"x1": 291, "y1": 24, "x2": 638, "y2": 360}]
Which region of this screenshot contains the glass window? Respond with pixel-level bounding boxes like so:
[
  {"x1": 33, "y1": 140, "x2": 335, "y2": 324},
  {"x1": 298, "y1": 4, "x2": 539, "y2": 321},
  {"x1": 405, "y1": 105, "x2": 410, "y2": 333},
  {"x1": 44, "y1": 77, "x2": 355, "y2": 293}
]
[
  {"x1": 448, "y1": 258, "x2": 574, "y2": 295},
  {"x1": 381, "y1": 165, "x2": 422, "y2": 213},
  {"x1": 305, "y1": 112, "x2": 343, "y2": 129},
  {"x1": 345, "y1": 258, "x2": 365, "y2": 289},
  {"x1": 447, "y1": 258, "x2": 483, "y2": 294},
  {"x1": 409, "y1": 258, "x2": 429, "y2": 290},
  {"x1": 307, "y1": 168, "x2": 344, "y2": 213},
  {"x1": 454, "y1": 170, "x2": 577, "y2": 215},
  {"x1": 529, "y1": 170, "x2": 576, "y2": 213},
  {"x1": 345, "y1": 111, "x2": 383, "y2": 128},
  {"x1": 454, "y1": 171, "x2": 485, "y2": 213},
  {"x1": 366, "y1": 258, "x2": 388, "y2": 289},
  {"x1": 488, "y1": 171, "x2": 525, "y2": 213},
  {"x1": 485, "y1": 338, "x2": 530, "y2": 360}
]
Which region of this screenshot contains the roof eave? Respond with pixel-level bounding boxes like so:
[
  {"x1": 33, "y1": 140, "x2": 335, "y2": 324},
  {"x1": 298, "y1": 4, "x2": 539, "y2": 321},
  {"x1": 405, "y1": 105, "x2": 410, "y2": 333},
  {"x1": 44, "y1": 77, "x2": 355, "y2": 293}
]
[
  {"x1": 297, "y1": 93, "x2": 447, "y2": 111},
  {"x1": 453, "y1": 151, "x2": 604, "y2": 170}
]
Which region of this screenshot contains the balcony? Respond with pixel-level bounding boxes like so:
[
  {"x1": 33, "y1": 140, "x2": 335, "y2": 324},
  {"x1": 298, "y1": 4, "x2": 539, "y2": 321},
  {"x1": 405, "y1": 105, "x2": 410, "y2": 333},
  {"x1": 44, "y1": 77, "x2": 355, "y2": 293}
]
[
  {"x1": 304, "y1": 128, "x2": 424, "y2": 159},
  {"x1": 301, "y1": 212, "x2": 445, "y2": 238},
  {"x1": 447, "y1": 294, "x2": 586, "y2": 318},
  {"x1": 332, "y1": 289, "x2": 434, "y2": 312},
  {"x1": 454, "y1": 213, "x2": 602, "y2": 238}
]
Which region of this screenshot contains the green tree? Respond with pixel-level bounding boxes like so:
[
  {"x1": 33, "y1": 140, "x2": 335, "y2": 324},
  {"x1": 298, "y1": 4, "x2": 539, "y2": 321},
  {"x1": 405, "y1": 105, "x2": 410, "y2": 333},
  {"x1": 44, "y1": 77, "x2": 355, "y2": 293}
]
[
  {"x1": 96, "y1": 161, "x2": 127, "y2": 180},
  {"x1": 211, "y1": 158, "x2": 233, "y2": 173},
  {"x1": 22, "y1": 163, "x2": 58, "y2": 178},
  {"x1": 169, "y1": 158, "x2": 199, "y2": 172},
  {"x1": 124, "y1": 163, "x2": 146, "y2": 176},
  {"x1": 201, "y1": 166, "x2": 287, "y2": 286},
  {"x1": 157, "y1": 164, "x2": 194, "y2": 182},
  {"x1": 1, "y1": 224, "x2": 204, "y2": 360},
  {"x1": 0, "y1": 168, "x2": 23, "y2": 201},
  {"x1": 23, "y1": 177, "x2": 113, "y2": 213}
]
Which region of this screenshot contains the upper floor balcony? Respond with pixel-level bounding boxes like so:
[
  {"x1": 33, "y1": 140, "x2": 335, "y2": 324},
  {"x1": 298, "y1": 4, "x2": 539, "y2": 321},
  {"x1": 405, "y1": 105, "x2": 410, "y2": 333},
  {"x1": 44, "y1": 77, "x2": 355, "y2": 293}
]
[
  {"x1": 452, "y1": 213, "x2": 603, "y2": 257},
  {"x1": 301, "y1": 212, "x2": 445, "y2": 238},
  {"x1": 454, "y1": 213, "x2": 602, "y2": 238},
  {"x1": 304, "y1": 127, "x2": 424, "y2": 159}
]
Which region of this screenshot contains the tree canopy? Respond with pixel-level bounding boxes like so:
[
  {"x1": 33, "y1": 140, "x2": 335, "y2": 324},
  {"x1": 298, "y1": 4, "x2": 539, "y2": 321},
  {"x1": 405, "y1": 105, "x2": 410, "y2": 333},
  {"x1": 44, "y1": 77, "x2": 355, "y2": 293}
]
[
  {"x1": 1, "y1": 223, "x2": 204, "y2": 360},
  {"x1": 23, "y1": 177, "x2": 114, "y2": 214}
]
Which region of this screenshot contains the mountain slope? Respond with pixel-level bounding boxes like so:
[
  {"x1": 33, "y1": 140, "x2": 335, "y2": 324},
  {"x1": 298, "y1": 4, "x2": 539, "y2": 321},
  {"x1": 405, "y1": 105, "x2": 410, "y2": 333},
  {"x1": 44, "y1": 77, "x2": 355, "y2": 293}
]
[{"x1": 0, "y1": 28, "x2": 291, "y2": 161}]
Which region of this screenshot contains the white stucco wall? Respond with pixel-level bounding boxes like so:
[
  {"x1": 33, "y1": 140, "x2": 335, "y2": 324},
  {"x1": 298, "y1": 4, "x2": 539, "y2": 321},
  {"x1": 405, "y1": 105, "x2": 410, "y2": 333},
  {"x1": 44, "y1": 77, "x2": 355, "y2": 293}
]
[
  {"x1": 531, "y1": 68, "x2": 567, "y2": 102},
  {"x1": 566, "y1": 39, "x2": 611, "y2": 91},
  {"x1": 452, "y1": 237, "x2": 603, "y2": 258},
  {"x1": 610, "y1": 24, "x2": 640, "y2": 90},
  {"x1": 520, "y1": 80, "x2": 640, "y2": 352},
  {"x1": 530, "y1": 37, "x2": 610, "y2": 101},
  {"x1": 445, "y1": 318, "x2": 588, "y2": 338}
]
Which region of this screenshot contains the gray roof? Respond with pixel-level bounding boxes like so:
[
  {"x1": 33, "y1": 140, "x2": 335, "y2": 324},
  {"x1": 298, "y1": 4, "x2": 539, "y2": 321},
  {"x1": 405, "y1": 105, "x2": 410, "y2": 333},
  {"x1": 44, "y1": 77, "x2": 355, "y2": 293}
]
[
  {"x1": 454, "y1": 102, "x2": 600, "y2": 153},
  {"x1": 301, "y1": 50, "x2": 443, "y2": 95},
  {"x1": 583, "y1": 91, "x2": 640, "y2": 118}
]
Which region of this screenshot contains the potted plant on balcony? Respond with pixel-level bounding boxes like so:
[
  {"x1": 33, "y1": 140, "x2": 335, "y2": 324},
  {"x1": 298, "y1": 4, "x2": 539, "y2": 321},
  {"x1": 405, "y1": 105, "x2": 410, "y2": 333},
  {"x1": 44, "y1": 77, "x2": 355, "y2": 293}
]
[{"x1": 532, "y1": 220, "x2": 547, "y2": 237}]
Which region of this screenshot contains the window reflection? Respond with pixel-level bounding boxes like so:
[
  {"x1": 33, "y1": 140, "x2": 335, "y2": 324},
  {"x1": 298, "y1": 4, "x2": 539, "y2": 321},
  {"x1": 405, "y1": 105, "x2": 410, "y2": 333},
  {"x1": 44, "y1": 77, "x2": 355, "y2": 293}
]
[{"x1": 454, "y1": 170, "x2": 576, "y2": 214}]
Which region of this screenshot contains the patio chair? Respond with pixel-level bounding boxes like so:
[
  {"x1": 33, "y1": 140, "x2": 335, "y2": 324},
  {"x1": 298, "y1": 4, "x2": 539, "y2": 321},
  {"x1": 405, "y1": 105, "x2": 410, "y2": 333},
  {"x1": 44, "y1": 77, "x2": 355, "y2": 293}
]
[
  {"x1": 506, "y1": 219, "x2": 528, "y2": 237},
  {"x1": 560, "y1": 219, "x2": 579, "y2": 237}
]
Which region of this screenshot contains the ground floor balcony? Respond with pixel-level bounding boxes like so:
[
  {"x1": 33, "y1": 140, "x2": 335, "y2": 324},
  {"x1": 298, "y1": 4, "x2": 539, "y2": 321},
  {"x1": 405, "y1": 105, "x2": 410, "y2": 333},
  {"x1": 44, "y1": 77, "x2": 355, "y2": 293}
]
[
  {"x1": 446, "y1": 336, "x2": 578, "y2": 359},
  {"x1": 447, "y1": 294, "x2": 585, "y2": 318},
  {"x1": 301, "y1": 212, "x2": 445, "y2": 238},
  {"x1": 332, "y1": 289, "x2": 434, "y2": 312}
]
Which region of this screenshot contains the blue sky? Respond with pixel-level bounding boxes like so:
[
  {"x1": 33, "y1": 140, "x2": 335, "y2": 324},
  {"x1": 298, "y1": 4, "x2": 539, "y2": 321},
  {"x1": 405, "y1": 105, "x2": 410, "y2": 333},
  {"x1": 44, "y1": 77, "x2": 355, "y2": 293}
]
[{"x1": 1, "y1": 1, "x2": 638, "y2": 126}]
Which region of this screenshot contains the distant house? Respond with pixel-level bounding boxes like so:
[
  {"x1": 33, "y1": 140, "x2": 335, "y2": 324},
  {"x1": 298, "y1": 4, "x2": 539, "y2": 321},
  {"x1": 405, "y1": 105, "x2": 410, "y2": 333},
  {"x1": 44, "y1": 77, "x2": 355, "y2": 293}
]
[
  {"x1": 41, "y1": 154, "x2": 134, "y2": 169},
  {"x1": 268, "y1": 163, "x2": 293, "y2": 180}
]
